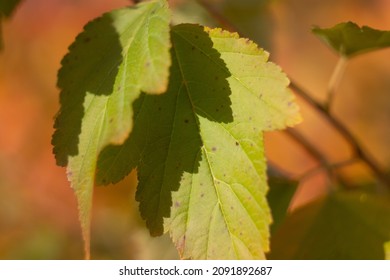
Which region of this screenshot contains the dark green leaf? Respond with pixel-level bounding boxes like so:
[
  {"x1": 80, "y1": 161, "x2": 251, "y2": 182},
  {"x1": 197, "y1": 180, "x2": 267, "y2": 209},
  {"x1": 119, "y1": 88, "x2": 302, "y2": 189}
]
[
  {"x1": 268, "y1": 192, "x2": 390, "y2": 259},
  {"x1": 312, "y1": 22, "x2": 390, "y2": 57},
  {"x1": 267, "y1": 175, "x2": 298, "y2": 234},
  {"x1": 0, "y1": 0, "x2": 23, "y2": 50},
  {"x1": 0, "y1": 0, "x2": 22, "y2": 17}
]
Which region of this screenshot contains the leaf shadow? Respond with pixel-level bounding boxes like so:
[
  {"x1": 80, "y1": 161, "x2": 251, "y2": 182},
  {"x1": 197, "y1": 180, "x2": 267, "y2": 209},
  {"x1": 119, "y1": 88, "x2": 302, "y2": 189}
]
[
  {"x1": 96, "y1": 24, "x2": 234, "y2": 235},
  {"x1": 52, "y1": 8, "x2": 134, "y2": 166}
]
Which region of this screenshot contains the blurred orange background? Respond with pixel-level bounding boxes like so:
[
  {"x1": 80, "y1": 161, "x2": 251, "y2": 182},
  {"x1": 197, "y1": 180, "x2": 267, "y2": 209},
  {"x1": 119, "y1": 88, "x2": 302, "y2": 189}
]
[{"x1": 0, "y1": 0, "x2": 389, "y2": 259}]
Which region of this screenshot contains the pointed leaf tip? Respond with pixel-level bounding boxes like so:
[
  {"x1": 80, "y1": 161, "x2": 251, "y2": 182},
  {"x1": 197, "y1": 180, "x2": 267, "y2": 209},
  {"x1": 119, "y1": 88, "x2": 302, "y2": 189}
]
[{"x1": 52, "y1": 0, "x2": 171, "y2": 258}]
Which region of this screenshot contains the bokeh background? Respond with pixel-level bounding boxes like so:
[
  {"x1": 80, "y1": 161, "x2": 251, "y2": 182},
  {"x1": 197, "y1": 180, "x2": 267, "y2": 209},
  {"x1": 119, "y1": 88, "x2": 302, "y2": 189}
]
[{"x1": 0, "y1": 0, "x2": 389, "y2": 259}]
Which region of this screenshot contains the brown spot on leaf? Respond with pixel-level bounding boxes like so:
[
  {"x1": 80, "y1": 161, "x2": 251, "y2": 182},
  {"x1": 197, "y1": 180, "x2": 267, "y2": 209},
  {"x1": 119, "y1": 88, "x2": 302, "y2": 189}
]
[
  {"x1": 83, "y1": 37, "x2": 91, "y2": 43},
  {"x1": 211, "y1": 147, "x2": 217, "y2": 152}
]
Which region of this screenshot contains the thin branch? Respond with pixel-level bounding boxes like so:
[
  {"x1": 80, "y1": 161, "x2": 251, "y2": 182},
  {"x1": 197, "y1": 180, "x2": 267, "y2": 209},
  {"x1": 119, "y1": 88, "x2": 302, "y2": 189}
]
[
  {"x1": 290, "y1": 81, "x2": 390, "y2": 189},
  {"x1": 285, "y1": 128, "x2": 328, "y2": 169},
  {"x1": 325, "y1": 56, "x2": 348, "y2": 111},
  {"x1": 285, "y1": 128, "x2": 351, "y2": 188},
  {"x1": 298, "y1": 156, "x2": 360, "y2": 183}
]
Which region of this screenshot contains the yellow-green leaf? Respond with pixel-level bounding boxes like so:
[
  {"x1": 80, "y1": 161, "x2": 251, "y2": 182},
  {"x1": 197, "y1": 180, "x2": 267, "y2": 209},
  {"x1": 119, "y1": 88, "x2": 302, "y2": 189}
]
[
  {"x1": 51, "y1": 0, "x2": 171, "y2": 258},
  {"x1": 96, "y1": 24, "x2": 301, "y2": 259}
]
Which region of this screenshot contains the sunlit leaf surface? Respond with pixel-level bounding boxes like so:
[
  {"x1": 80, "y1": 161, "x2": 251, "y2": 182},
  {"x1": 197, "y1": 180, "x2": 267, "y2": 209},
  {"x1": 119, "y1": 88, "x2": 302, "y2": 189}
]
[
  {"x1": 97, "y1": 24, "x2": 301, "y2": 259},
  {"x1": 52, "y1": 0, "x2": 171, "y2": 257}
]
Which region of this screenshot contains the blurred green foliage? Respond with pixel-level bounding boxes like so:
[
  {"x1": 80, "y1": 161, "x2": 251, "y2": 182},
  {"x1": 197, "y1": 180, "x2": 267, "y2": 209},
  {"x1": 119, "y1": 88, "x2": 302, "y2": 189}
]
[{"x1": 269, "y1": 192, "x2": 390, "y2": 259}]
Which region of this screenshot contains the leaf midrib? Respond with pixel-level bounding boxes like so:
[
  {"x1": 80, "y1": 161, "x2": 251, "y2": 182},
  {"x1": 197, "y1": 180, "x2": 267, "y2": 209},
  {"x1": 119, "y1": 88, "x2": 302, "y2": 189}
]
[
  {"x1": 172, "y1": 28, "x2": 263, "y2": 259},
  {"x1": 73, "y1": 3, "x2": 162, "y2": 185}
]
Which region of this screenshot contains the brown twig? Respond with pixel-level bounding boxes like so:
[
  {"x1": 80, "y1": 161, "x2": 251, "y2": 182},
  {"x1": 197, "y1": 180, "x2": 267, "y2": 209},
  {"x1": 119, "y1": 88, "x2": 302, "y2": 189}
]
[
  {"x1": 290, "y1": 81, "x2": 390, "y2": 189},
  {"x1": 285, "y1": 128, "x2": 352, "y2": 188},
  {"x1": 298, "y1": 156, "x2": 360, "y2": 184}
]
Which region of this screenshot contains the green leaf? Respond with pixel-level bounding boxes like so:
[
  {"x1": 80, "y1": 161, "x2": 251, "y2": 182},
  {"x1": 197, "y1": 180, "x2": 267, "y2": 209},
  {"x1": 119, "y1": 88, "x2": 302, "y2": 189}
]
[
  {"x1": 51, "y1": 0, "x2": 171, "y2": 257},
  {"x1": 0, "y1": 0, "x2": 23, "y2": 50},
  {"x1": 268, "y1": 192, "x2": 390, "y2": 259},
  {"x1": 267, "y1": 174, "x2": 298, "y2": 234},
  {"x1": 96, "y1": 24, "x2": 301, "y2": 259},
  {"x1": 312, "y1": 22, "x2": 390, "y2": 58},
  {"x1": 0, "y1": 0, "x2": 22, "y2": 17}
]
